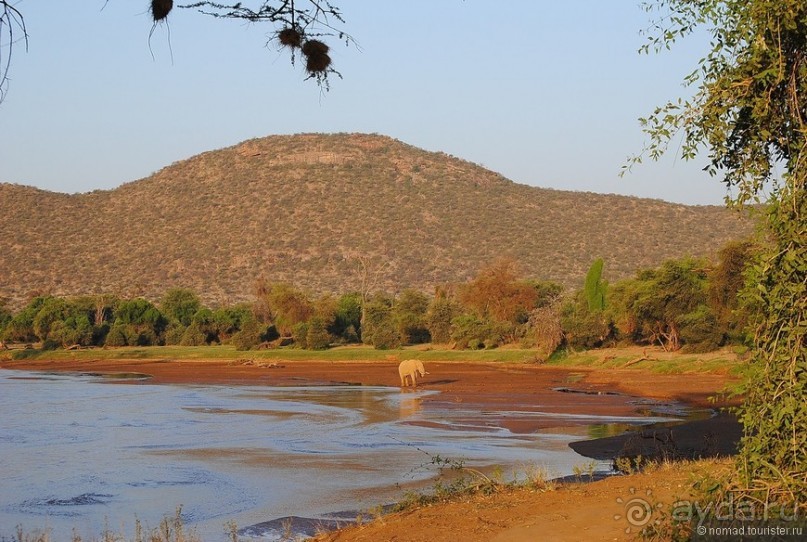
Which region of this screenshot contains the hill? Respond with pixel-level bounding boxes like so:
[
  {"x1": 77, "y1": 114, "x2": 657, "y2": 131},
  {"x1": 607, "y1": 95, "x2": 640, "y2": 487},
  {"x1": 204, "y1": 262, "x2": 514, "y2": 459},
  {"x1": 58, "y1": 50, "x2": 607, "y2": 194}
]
[{"x1": 0, "y1": 133, "x2": 752, "y2": 309}]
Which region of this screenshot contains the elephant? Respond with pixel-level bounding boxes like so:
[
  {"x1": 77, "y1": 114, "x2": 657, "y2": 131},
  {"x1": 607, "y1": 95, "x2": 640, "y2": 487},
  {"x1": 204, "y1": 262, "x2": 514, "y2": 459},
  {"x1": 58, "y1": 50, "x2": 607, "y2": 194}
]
[{"x1": 398, "y1": 359, "x2": 429, "y2": 387}]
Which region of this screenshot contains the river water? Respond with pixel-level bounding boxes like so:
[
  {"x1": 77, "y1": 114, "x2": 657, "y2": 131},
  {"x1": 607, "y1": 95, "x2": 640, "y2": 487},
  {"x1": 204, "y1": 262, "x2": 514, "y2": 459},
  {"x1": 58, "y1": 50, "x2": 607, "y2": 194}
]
[{"x1": 0, "y1": 369, "x2": 688, "y2": 541}]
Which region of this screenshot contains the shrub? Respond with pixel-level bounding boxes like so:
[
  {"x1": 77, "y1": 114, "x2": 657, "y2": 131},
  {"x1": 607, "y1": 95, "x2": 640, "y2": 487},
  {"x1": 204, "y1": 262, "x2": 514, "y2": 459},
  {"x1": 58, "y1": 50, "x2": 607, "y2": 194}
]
[
  {"x1": 105, "y1": 324, "x2": 128, "y2": 347},
  {"x1": 232, "y1": 319, "x2": 262, "y2": 351},
  {"x1": 560, "y1": 300, "x2": 611, "y2": 350},
  {"x1": 450, "y1": 314, "x2": 505, "y2": 349},
  {"x1": 180, "y1": 323, "x2": 207, "y2": 346},
  {"x1": 292, "y1": 321, "x2": 309, "y2": 348},
  {"x1": 305, "y1": 317, "x2": 331, "y2": 350},
  {"x1": 160, "y1": 288, "x2": 202, "y2": 327},
  {"x1": 425, "y1": 298, "x2": 460, "y2": 344},
  {"x1": 523, "y1": 305, "x2": 563, "y2": 360},
  {"x1": 163, "y1": 324, "x2": 186, "y2": 346}
]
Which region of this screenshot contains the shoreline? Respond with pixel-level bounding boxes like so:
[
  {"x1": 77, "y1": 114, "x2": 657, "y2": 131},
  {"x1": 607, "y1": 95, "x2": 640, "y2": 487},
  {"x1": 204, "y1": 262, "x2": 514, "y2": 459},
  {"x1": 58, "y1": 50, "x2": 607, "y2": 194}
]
[{"x1": 1, "y1": 354, "x2": 743, "y2": 541}]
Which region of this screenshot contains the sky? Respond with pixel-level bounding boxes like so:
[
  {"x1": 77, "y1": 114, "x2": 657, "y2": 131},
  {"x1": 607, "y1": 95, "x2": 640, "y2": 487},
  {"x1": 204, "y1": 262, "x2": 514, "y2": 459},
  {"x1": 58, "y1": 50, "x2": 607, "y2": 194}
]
[{"x1": 0, "y1": 1, "x2": 727, "y2": 205}]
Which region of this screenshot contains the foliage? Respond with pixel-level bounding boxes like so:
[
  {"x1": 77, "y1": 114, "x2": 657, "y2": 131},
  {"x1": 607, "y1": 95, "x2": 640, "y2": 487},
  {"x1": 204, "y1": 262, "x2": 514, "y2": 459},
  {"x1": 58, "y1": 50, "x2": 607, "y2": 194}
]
[
  {"x1": 583, "y1": 258, "x2": 607, "y2": 312},
  {"x1": 264, "y1": 282, "x2": 314, "y2": 337},
  {"x1": 112, "y1": 298, "x2": 167, "y2": 346},
  {"x1": 425, "y1": 296, "x2": 462, "y2": 344},
  {"x1": 305, "y1": 316, "x2": 331, "y2": 350},
  {"x1": 331, "y1": 292, "x2": 362, "y2": 343},
  {"x1": 522, "y1": 304, "x2": 563, "y2": 360},
  {"x1": 0, "y1": 299, "x2": 10, "y2": 337},
  {"x1": 528, "y1": 280, "x2": 565, "y2": 308},
  {"x1": 636, "y1": 0, "x2": 807, "y2": 509},
  {"x1": 450, "y1": 314, "x2": 506, "y2": 350},
  {"x1": 179, "y1": 322, "x2": 208, "y2": 346},
  {"x1": 0, "y1": 134, "x2": 752, "y2": 311},
  {"x1": 560, "y1": 295, "x2": 611, "y2": 350},
  {"x1": 210, "y1": 304, "x2": 252, "y2": 343},
  {"x1": 459, "y1": 259, "x2": 537, "y2": 325},
  {"x1": 231, "y1": 318, "x2": 263, "y2": 351},
  {"x1": 160, "y1": 288, "x2": 202, "y2": 327},
  {"x1": 737, "y1": 188, "x2": 807, "y2": 506},
  {"x1": 393, "y1": 289, "x2": 431, "y2": 344},
  {"x1": 608, "y1": 258, "x2": 716, "y2": 351},
  {"x1": 708, "y1": 240, "x2": 756, "y2": 343},
  {"x1": 361, "y1": 296, "x2": 402, "y2": 350},
  {"x1": 2, "y1": 296, "x2": 48, "y2": 342}
]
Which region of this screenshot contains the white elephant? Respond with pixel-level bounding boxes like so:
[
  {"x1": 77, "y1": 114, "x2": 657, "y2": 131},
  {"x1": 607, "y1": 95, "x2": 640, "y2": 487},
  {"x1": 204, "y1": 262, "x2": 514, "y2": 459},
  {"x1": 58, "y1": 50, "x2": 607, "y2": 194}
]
[{"x1": 398, "y1": 359, "x2": 428, "y2": 387}]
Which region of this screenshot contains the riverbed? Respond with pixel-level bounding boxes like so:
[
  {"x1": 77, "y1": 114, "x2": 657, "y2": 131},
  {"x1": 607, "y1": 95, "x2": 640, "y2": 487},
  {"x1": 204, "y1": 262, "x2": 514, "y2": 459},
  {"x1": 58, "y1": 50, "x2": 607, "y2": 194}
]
[{"x1": 0, "y1": 368, "x2": 691, "y2": 541}]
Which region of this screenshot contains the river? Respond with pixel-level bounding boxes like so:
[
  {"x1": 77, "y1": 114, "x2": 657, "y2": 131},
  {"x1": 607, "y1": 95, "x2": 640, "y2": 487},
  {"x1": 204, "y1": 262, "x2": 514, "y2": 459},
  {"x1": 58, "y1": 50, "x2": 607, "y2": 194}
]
[{"x1": 0, "y1": 369, "x2": 689, "y2": 540}]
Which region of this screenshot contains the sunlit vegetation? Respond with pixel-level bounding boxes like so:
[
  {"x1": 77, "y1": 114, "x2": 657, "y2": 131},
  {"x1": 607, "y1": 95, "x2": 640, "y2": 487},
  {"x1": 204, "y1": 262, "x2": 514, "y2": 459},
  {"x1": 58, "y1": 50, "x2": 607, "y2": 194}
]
[
  {"x1": 0, "y1": 239, "x2": 757, "y2": 362},
  {"x1": 0, "y1": 134, "x2": 752, "y2": 312}
]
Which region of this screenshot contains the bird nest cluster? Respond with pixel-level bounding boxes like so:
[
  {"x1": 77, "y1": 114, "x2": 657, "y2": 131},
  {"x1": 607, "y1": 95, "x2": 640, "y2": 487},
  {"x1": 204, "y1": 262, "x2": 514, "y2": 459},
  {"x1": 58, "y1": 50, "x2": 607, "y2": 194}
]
[
  {"x1": 151, "y1": 0, "x2": 173, "y2": 22},
  {"x1": 277, "y1": 26, "x2": 332, "y2": 75}
]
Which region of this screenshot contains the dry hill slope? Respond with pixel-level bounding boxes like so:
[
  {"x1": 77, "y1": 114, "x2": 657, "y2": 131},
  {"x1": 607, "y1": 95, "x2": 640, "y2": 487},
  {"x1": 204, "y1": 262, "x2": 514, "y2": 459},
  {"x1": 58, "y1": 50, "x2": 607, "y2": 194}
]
[{"x1": 0, "y1": 133, "x2": 752, "y2": 309}]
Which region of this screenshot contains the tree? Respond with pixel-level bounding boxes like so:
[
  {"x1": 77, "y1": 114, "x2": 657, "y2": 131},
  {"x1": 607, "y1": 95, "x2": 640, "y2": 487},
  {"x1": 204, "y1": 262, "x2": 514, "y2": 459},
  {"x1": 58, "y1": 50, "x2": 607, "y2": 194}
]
[
  {"x1": 583, "y1": 258, "x2": 607, "y2": 312},
  {"x1": 425, "y1": 296, "x2": 462, "y2": 345},
  {"x1": 331, "y1": 292, "x2": 362, "y2": 343},
  {"x1": 707, "y1": 240, "x2": 756, "y2": 343},
  {"x1": 0, "y1": 1, "x2": 26, "y2": 104},
  {"x1": 606, "y1": 258, "x2": 715, "y2": 351},
  {"x1": 0, "y1": 299, "x2": 11, "y2": 341},
  {"x1": 160, "y1": 288, "x2": 202, "y2": 327},
  {"x1": 393, "y1": 289, "x2": 431, "y2": 345},
  {"x1": 111, "y1": 298, "x2": 166, "y2": 346},
  {"x1": 266, "y1": 283, "x2": 314, "y2": 337},
  {"x1": 361, "y1": 294, "x2": 401, "y2": 350},
  {"x1": 459, "y1": 259, "x2": 537, "y2": 326},
  {"x1": 635, "y1": 0, "x2": 806, "y2": 509},
  {"x1": 180, "y1": 1, "x2": 352, "y2": 86}
]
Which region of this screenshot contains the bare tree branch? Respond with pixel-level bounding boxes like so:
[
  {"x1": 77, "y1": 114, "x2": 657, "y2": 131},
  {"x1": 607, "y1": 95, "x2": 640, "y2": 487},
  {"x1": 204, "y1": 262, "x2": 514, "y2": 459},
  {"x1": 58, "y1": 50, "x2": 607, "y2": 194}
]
[{"x1": 0, "y1": 0, "x2": 28, "y2": 104}]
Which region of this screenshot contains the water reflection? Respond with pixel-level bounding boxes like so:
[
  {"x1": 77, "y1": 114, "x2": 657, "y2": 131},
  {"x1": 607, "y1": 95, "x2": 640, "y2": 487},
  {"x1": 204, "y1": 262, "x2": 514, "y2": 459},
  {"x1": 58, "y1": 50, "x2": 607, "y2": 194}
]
[
  {"x1": 0, "y1": 370, "x2": 687, "y2": 541},
  {"x1": 398, "y1": 390, "x2": 424, "y2": 419}
]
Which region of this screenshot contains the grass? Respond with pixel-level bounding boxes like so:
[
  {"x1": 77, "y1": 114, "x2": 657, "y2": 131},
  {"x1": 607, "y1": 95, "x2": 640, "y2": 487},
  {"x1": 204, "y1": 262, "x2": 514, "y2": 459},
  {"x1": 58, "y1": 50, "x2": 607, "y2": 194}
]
[
  {"x1": 546, "y1": 347, "x2": 745, "y2": 376},
  {"x1": 6, "y1": 344, "x2": 539, "y2": 364},
  {"x1": 3, "y1": 344, "x2": 748, "y2": 384}
]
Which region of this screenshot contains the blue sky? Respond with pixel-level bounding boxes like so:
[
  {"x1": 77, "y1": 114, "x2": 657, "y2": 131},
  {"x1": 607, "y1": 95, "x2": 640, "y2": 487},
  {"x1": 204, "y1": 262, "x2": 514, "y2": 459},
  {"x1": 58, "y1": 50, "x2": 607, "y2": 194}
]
[{"x1": 0, "y1": 1, "x2": 724, "y2": 204}]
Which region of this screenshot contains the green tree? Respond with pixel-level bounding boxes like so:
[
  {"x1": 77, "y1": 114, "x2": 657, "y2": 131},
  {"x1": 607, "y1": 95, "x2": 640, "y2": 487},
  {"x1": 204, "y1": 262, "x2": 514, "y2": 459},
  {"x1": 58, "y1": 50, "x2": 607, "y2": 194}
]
[
  {"x1": 265, "y1": 283, "x2": 314, "y2": 337},
  {"x1": 3, "y1": 296, "x2": 47, "y2": 342},
  {"x1": 332, "y1": 292, "x2": 362, "y2": 343},
  {"x1": 210, "y1": 304, "x2": 253, "y2": 343},
  {"x1": 425, "y1": 296, "x2": 462, "y2": 345},
  {"x1": 112, "y1": 298, "x2": 166, "y2": 346},
  {"x1": 305, "y1": 316, "x2": 331, "y2": 350},
  {"x1": 708, "y1": 240, "x2": 756, "y2": 343},
  {"x1": 160, "y1": 288, "x2": 202, "y2": 327},
  {"x1": 583, "y1": 258, "x2": 607, "y2": 312},
  {"x1": 635, "y1": 0, "x2": 806, "y2": 506},
  {"x1": 0, "y1": 299, "x2": 10, "y2": 341},
  {"x1": 231, "y1": 318, "x2": 263, "y2": 351},
  {"x1": 393, "y1": 289, "x2": 431, "y2": 345},
  {"x1": 607, "y1": 258, "x2": 716, "y2": 351},
  {"x1": 361, "y1": 295, "x2": 401, "y2": 350}
]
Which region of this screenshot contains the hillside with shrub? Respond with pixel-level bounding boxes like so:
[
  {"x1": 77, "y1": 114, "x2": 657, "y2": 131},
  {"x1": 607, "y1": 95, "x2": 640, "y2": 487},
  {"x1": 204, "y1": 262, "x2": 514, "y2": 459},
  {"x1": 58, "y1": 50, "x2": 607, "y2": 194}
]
[
  {"x1": 0, "y1": 245, "x2": 756, "y2": 356},
  {"x1": 0, "y1": 133, "x2": 752, "y2": 310}
]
